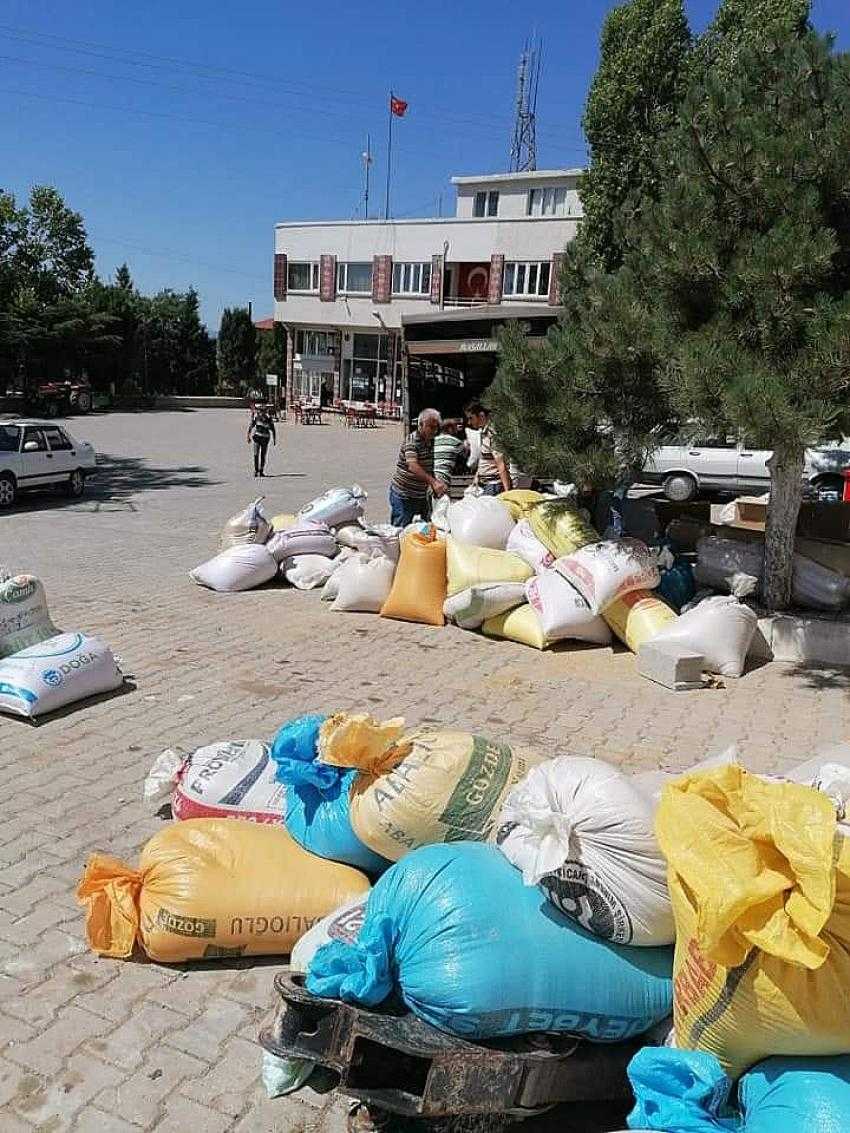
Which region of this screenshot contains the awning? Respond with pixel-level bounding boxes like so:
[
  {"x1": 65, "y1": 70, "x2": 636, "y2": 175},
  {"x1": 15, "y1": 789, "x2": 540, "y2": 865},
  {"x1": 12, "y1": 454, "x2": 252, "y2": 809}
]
[{"x1": 405, "y1": 337, "x2": 501, "y2": 356}]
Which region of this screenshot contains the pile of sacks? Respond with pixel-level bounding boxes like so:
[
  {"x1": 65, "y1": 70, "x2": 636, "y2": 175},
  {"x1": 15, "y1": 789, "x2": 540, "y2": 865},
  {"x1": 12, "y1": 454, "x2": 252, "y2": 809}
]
[{"x1": 0, "y1": 571, "x2": 123, "y2": 720}]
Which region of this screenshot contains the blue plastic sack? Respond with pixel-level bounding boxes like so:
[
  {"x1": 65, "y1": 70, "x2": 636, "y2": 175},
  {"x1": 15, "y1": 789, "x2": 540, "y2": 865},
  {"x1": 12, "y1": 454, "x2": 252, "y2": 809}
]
[
  {"x1": 307, "y1": 842, "x2": 673, "y2": 1042},
  {"x1": 739, "y1": 1056, "x2": 850, "y2": 1133},
  {"x1": 627, "y1": 1048, "x2": 738, "y2": 1131},
  {"x1": 271, "y1": 714, "x2": 389, "y2": 875},
  {"x1": 657, "y1": 558, "x2": 696, "y2": 613}
]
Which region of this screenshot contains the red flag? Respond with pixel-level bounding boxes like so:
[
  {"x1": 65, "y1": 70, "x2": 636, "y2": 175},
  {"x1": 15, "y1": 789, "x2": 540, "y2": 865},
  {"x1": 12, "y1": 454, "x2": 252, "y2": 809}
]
[{"x1": 390, "y1": 96, "x2": 408, "y2": 117}]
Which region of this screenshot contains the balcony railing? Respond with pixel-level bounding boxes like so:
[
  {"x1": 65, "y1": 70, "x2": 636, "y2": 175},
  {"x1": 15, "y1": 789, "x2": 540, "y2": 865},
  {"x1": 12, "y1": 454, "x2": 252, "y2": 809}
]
[{"x1": 441, "y1": 296, "x2": 490, "y2": 308}]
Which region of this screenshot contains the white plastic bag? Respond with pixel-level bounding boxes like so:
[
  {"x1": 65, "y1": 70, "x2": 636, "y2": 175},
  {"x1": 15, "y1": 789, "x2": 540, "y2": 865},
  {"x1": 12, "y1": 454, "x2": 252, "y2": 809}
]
[
  {"x1": 331, "y1": 555, "x2": 396, "y2": 613},
  {"x1": 0, "y1": 574, "x2": 59, "y2": 659},
  {"x1": 465, "y1": 427, "x2": 481, "y2": 470},
  {"x1": 267, "y1": 521, "x2": 337, "y2": 564},
  {"x1": 0, "y1": 631, "x2": 123, "y2": 719},
  {"x1": 335, "y1": 522, "x2": 400, "y2": 563},
  {"x1": 696, "y1": 536, "x2": 850, "y2": 611},
  {"x1": 430, "y1": 495, "x2": 451, "y2": 535},
  {"x1": 498, "y1": 756, "x2": 674, "y2": 946},
  {"x1": 447, "y1": 496, "x2": 515, "y2": 550},
  {"x1": 651, "y1": 594, "x2": 758, "y2": 678},
  {"x1": 220, "y1": 497, "x2": 271, "y2": 549},
  {"x1": 189, "y1": 543, "x2": 278, "y2": 592},
  {"x1": 525, "y1": 569, "x2": 613, "y2": 645},
  {"x1": 298, "y1": 484, "x2": 366, "y2": 527},
  {"x1": 557, "y1": 539, "x2": 660, "y2": 614},
  {"x1": 283, "y1": 555, "x2": 336, "y2": 591},
  {"x1": 443, "y1": 582, "x2": 526, "y2": 629},
  {"x1": 506, "y1": 519, "x2": 555, "y2": 574}
]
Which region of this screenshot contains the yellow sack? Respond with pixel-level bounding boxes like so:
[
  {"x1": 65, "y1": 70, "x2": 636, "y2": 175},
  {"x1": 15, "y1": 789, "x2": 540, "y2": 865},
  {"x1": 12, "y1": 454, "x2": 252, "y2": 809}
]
[
  {"x1": 446, "y1": 537, "x2": 532, "y2": 597},
  {"x1": 319, "y1": 712, "x2": 545, "y2": 861},
  {"x1": 527, "y1": 503, "x2": 597, "y2": 558},
  {"x1": 657, "y1": 765, "x2": 850, "y2": 1079},
  {"x1": 380, "y1": 527, "x2": 446, "y2": 626},
  {"x1": 498, "y1": 489, "x2": 549, "y2": 521},
  {"x1": 604, "y1": 590, "x2": 677, "y2": 652},
  {"x1": 271, "y1": 513, "x2": 296, "y2": 531},
  {"x1": 77, "y1": 819, "x2": 370, "y2": 962},
  {"x1": 482, "y1": 603, "x2": 550, "y2": 649}
]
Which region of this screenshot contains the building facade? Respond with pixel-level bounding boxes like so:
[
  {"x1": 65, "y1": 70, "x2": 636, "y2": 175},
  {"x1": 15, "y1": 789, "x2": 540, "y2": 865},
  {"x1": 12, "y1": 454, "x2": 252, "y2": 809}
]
[{"x1": 272, "y1": 169, "x2": 582, "y2": 408}]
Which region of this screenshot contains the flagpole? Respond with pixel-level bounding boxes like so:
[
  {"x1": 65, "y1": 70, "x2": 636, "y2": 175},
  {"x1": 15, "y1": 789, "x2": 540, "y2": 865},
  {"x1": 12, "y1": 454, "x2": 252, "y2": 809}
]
[{"x1": 385, "y1": 90, "x2": 393, "y2": 221}]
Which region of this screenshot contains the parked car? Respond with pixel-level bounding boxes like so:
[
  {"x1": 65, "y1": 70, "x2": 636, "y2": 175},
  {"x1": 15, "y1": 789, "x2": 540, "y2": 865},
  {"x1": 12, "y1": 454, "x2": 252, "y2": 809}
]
[
  {"x1": 0, "y1": 420, "x2": 97, "y2": 507},
  {"x1": 643, "y1": 435, "x2": 850, "y2": 502}
]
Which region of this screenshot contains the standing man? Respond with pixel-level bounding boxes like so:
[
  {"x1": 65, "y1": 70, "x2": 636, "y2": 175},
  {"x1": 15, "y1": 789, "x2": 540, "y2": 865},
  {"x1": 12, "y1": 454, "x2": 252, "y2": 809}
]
[
  {"x1": 464, "y1": 400, "x2": 512, "y2": 495},
  {"x1": 433, "y1": 418, "x2": 468, "y2": 489},
  {"x1": 247, "y1": 404, "x2": 276, "y2": 477},
  {"x1": 388, "y1": 408, "x2": 446, "y2": 527}
]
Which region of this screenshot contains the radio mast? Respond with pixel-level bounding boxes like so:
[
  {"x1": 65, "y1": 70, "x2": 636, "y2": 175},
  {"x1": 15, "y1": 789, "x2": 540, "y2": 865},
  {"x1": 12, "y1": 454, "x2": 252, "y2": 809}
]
[{"x1": 509, "y1": 38, "x2": 541, "y2": 172}]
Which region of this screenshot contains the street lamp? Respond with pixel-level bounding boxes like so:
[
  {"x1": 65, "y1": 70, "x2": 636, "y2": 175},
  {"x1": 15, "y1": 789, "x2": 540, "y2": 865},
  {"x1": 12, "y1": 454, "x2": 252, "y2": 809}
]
[{"x1": 372, "y1": 310, "x2": 392, "y2": 408}]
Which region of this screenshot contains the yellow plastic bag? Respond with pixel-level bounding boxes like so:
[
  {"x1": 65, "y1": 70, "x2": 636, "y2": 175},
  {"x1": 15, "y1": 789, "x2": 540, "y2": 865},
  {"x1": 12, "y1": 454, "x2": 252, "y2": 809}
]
[
  {"x1": 319, "y1": 712, "x2": 545, "y2": 861},
  {"x1": 657, "y1": 765, "x2": 850, "y2": 1078},
  {"x1": 498, "y1": 490, "x2": 549, "y2": 521},
  {"x1": 527, "y1": 503, "x2": 597, "y2": 558},
  {"x1": 604, "y1": 590, "x2": 677, "y2": 652},
  {"x1": 446, "y1": 537, "x2": 532, "y2": 597},
  {"x1": 380, "y1": 527, "x2": 446, "y2": 626},
  {"x1": 77, "y1": 819, "x2": 370, "y2": 962},
  {"x1": 271, "y1": 513, "x2": 296, "y2": 531},
  {"x1": 482, "y1": 603, "x2": 550, "y2": 649}
]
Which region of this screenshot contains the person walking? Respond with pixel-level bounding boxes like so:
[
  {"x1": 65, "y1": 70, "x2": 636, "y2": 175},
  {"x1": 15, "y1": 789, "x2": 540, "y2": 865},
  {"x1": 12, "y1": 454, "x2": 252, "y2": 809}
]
[
  {"x1": 247, "y1": 404, "x2": 276, "y2": 477},
  {"x1": 388, "y1": 408, "x2": 446, "y2": 527}
]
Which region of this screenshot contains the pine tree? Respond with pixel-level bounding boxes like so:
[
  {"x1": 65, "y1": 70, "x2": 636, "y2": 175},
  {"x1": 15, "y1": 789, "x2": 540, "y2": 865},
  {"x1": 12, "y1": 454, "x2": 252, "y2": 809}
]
[{"x1": 688, "y1": 0, "x2": 810, "y2": 87}]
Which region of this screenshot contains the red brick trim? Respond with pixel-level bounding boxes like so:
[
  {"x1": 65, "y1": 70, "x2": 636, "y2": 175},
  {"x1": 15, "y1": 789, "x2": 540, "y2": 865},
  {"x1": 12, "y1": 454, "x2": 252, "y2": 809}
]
[
  {"x1": 548, "y1": 252, "x2": 565, "y2": 305},
  {"x1": 488, "y1": 254, "x2": 504, "y2": 305},
  {"x1": 320, "y1": 254, "x2": 337, "y2": 302},
  {"x1": 430, "y1": 254, "x2": 442, "y2": 304},
  {"x1": 273, "y1": 253, "x2": 287, "y2": 301},
  {"x1": 372, "y1": 255, "x2": 392, "y2": 304}
]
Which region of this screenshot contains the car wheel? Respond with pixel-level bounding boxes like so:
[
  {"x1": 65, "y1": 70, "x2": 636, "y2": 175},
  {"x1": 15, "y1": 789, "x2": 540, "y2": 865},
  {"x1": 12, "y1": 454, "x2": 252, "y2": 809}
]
[
  {"x1": 663, "y1": 473, "x2": 697, "y2": 503},
  {"x1": 76, "y1": 390, "x2": 92, "y2": 413},
  {"x1": 65, "y1": 469, "x2": 85, "y2": 498},
  {"x1": 0, "y1": 474, "x2": 16, "y2": 508}
]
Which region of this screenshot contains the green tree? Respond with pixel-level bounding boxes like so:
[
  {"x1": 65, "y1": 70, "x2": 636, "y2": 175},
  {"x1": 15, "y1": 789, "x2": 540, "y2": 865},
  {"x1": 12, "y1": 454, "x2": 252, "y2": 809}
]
[
  {"x1": 256, "y1": 321, "x2": 285, "y2": 384},
  {"x1": 688, "y1": 0, "x2": 810, "y2": 86},
  {"x1": 216, "y1": 306, "x2": 256, "y2": 393}
]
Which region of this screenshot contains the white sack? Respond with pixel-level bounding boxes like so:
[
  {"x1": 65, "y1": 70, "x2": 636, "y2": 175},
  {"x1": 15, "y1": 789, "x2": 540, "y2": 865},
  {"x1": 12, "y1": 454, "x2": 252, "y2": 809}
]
[
  {"x1": 506, "y1": 519, "x2": 555, "y2": 574},
  {"x1": 320, "y1": 549, "x2": 359, "y2": 602},
  {"x1": 557, "y1": 539, "x2": 660, "y2": 614},
  {"x1": 443, "y1": 582, "x2": 526, "y2": 630},
  {"x1": 430, "y1": 495, "x2": 451, "y2": 535},
  {"x1": 497, "y1": 756, "x2": 674, "y2": 947},
  {"x1": 267, "y1": 521, "x2": 337, "y2": 564},
  {"x1": 331, "y1": 555, "x2": 396, "y2": 613},
  {"x1": 0, "y1": 631, "x2": 123, "y2": 719},
  {"x1": 465, "y1": 427, "x2": 481, "y2": 470},
  {"x1": 298, "y1": 484, "x2": 366, "y2": 527},
  {"x1": 283, "y1": 555, "x2": 336, "y2": 591},
  {"x1": 335, "y1": 522, "x2": 401, "y2": 563},
  {"x1": 525, "y1": 569, "x2": 613, "y2": 645},
  {"x1": 447, "y1": 496, "x2": 515, "y2": 550},
  {"x1": 651, "y1": 594, "x2": 757, "y2": 678},
  {"x1": 696, "y1": 536, "x2": 850, "y2": 611},
  {"x1": 189, "y1": 544, "x2": 278, "y2": 592},
  {"x1": 0, "y1": 574, "x2": 59, "y2": 659},
  {"x1": 220, "y1": 497, "x2": 271, "y2": 549}
]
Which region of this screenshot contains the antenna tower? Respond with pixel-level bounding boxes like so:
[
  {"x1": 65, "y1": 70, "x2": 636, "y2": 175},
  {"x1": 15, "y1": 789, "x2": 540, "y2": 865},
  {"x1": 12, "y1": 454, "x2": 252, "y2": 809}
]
[{"x1": 509, "y1": 37, "x2": 541, "y2": 172}]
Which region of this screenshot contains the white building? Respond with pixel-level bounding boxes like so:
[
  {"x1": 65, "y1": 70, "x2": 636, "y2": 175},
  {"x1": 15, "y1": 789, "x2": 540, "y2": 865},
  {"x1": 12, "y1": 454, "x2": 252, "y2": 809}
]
[{"x1": 272, "y1": 169, "x2": 582, "y2": 408}]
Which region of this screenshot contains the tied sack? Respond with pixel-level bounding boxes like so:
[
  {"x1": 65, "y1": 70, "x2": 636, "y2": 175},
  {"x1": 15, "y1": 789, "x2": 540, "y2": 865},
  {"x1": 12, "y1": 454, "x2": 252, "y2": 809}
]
[
  {"x1": 447, "y1": 496, "x2": 515, "y2": 550},
  {"x1": 0, "y1": 574, "x2": 59, "y2": 658},
  {"x1": 506, "y1": 518, "x2": 556, "y2": 574},
  {"x1": 267, "y1": 521, "x2": 337, "y2": 564},
  {"x1": 656, "y1": 765, "x2": 850, "y2": 1079},
  {"x1": 144, "y1": 740, "x2": 286, "y2": 823},
  {"x1": 446, "y1": 537, "x2": 532, "y2": 597},
  {"x1": 498, "y1": 490, "x2": 550, "y2": 522},
  {"x1": 283, "y1": 555, "x2": 336, "y2": 591},
  {"x1": 482, "y1": 603, "x2": 552, "y2": 650},
  {"x1": 603, "y1": 590, "x2": 678, "y2": 653},
  {"x1": 525, "y1": 568, "x2": 612, "y2": 645},
  {"x1": 443, "y1": 583, "x2": 526, "y2": 630},
  {"x1": 558, "y1": 539, "x2": 660, "y2": 615},
  {"x1": 497, "y1": 756, "x2": 673, "y2": 946},
  {"x1": 527, "y1": 502, "x2": 597, "y2": 558},
  {"x1": 189, "y1": 543, "x2": 278, "y2": 592},
  {"x1": 380, "y1": 527, "x2": 446, "y2": 626},
  {"x1": 651, "y1": 595, "x2": 757, "y2": 678},
  {"x1": 331, "y1": 555, "x2": 396, "y2": 614},
  {"x1": 220, "y1": 497, "x2": 271, "y2": 549},
  {"x1": 77, "y1": 819, "x2": 371, "y2": 963},
  {"x1": 0, "y1": 632, "x2": 122, "y2": 719},
  {"x1": 307, "y1": 842, "x2": 673, "y2": 1042},
  {"x1": 298, "y1": 484, "x2": 366, "y2": 528},
  {"x1": 335, "y1": 522, "x2": 400, "y2": 563}
]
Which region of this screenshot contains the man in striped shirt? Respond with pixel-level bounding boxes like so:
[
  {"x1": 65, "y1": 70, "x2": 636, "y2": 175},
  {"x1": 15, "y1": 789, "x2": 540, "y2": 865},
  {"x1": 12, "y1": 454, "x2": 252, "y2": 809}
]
[{"x1": 388, "y1": 408, "x2": 446, "y2": 527}]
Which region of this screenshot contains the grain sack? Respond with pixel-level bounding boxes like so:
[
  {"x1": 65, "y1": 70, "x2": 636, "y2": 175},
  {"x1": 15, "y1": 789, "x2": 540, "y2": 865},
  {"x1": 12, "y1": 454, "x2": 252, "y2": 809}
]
[
  {"x1": 506, "y1": 518, "x2": 555, "y2": 573},
  {"x1": 498, "y1": 490, "x2": 550, "y2": 521},
  {"x1": 447, "y1": 496, "x2": 515, "y2": 550},
  {"x1": 77, "y1": 819, "x2": 370, "y2": 962},
  {"x1": 445, "y1": 537, "x2": 532, "y2": 596},
  {"x1": 267, "y1": 521, "x2": 337, "y2": 564},
  {"x1": 696, "y1": 536, "x2": 850, "y2": 612},
  {"x1": 527, "y1": 502, "x2": 597, "y2": 558},
  {"x1": 144, "y1": 740, "x2": 286, "y2": 823},
  {"x1": 220, "y1": 497, "x2": 271, "y2": 549},
  {"x1": 270, "y1": 513, "x2": 296, "y2": 532},
  {"x1": 443, "y1": 582, "x2": 526, "y2": 630},
  {"x1": 651, "y1": 595, "x2": 757, "y2": 678},
  {"x1": 331, "y1": 555, "x2": 395, "y2": 613},
  {"x1": 0, "y1": 632, "x2": 123, "y2": 719},
  {"x1": 482, "y1": 603, "x2": 551, "y2": 649},
  {"x1": 557, "y1": 539, "x2": 660, "y2": 615},
  {"x1": 320, "y1": 548, "x2": 358, "y2": 602},
  {"x1": 307, "y1": 842, "x2": 673, "y2": 1042},
  {"x1": 657, "y1": 765, "x2": 850, "y2": 1078},
  {"x1": 189, "y1": 543, "x2": 278, "y2": 592},
  {"x1": 335, "y1": 522, "x2": 400, "y2": 563},
  {"x1": 298, "y1": 484, "x2": 366, "y2": 527},
  {"x1": 604, "y1": 590, "x2": 678, "y2": 653},
  {"x1": 497, "y1": 757, "x2": 673, "y2": 946},
  {"x1": 283, "y1": 555, "x2": 336, "y2": 591},
  {"x1": 380, "y1": 527, "x2": 446, "y2": 626},
  {"x1": 740, "y1": 1055, "x2": 850, "y2": 1133},
  {"x1": 525, "y1": 569, "x2": 612, "y2": 645},
  {"x1": 0, "y1": 574, "x2": 59, "y2": 658}
]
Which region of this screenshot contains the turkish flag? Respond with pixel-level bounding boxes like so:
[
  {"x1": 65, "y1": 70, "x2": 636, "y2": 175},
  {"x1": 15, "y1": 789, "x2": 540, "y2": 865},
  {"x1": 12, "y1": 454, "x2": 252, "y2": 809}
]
[{"x1": 390, "y1": 96, "x2": 408, "y2": 117}]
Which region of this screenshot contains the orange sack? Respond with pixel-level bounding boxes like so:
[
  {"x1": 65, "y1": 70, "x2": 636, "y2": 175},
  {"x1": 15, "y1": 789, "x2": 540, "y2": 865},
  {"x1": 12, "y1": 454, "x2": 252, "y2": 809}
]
[{"x1": 380, "y1": 526, "x2": 447, "y2": 627}]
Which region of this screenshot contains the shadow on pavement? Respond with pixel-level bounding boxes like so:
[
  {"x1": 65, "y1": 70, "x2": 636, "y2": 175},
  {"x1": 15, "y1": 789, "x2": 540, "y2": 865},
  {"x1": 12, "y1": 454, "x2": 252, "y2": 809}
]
[
  {"x1": 21, "y1": 678, "x2": 138, "y2": 727},
  {"x1": 781, "y1": 663, "x2": 850, "y2": 692}
]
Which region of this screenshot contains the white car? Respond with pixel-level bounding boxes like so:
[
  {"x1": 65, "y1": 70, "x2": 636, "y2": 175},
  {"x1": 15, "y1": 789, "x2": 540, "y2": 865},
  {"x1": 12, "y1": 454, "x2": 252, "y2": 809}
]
[
  {"x1": 643, "y1": 435, "x2": 850, "y2": 502},
  {"x1": 0, "y1": 419, "x2": 97, "y2": 507}
]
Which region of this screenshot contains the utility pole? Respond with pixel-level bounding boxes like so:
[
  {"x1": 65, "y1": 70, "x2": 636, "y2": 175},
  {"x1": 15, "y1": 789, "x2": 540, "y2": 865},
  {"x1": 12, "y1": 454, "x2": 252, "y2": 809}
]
[
  {"x1": 362, "y1": 135, "x2": 373, "y2": 219},
  {"x1": 509, "y1": 38, "x2": 541, "y2": 173}
]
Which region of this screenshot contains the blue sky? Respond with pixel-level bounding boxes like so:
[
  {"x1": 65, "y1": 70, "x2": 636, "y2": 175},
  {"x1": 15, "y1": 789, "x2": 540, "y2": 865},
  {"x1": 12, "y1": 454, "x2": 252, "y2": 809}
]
[{"x1": 2, "y1": 1, "x2": 848, "y2": 330}]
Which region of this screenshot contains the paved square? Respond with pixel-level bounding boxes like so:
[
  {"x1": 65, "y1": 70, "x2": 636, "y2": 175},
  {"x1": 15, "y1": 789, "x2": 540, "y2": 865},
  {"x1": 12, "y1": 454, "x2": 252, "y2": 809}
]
[{"x1": 3, "y1": 409, "x2": 850, "y2": 1130}]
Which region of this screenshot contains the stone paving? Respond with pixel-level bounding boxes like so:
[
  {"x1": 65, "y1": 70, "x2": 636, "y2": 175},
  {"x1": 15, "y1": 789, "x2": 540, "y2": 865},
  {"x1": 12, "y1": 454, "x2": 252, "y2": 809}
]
[{"x1": 2, "y1": 409, "x2": 850, "y2": 1131}]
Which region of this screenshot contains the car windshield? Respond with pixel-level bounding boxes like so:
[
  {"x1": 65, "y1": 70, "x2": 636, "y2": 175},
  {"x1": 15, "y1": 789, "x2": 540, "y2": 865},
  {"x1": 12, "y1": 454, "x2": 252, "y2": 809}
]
[{"x1": 0, "y1": 425, "x2": 20, "y2": 452}]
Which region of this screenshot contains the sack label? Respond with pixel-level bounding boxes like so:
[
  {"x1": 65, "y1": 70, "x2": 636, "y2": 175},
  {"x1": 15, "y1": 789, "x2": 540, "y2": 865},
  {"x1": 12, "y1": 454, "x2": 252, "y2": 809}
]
[
  {"x1": 438, "y1": 737, "x2": 514, "y2": 840},
  {"x1": 156, "y1": 906, "x2": 216, "y2": 938},
  {"x1": 543, "y1": 861, "x2": 634, "y2": 945}
]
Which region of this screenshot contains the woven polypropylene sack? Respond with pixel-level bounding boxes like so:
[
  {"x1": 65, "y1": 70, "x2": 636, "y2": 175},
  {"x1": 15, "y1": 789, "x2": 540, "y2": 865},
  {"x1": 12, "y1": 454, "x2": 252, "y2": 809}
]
[
  {"x1": 335, "y1": 523, "x2": 400, "y2": 563},
  {"x1": 498, "y1": 490, "x2": 550, "y2": 522},
  {"x1": 482, "y1": 603, "x2": 551, "y2": 649},
  {"x1": 331, "y1": 555, "x2": 396, "y2": 613},
  {"x1": 604, "y1": 590, "x2": 678, "y2": 653},
  {"x1": 380, "y1": 528, "x2": 446, "y2": 626},
  {"x1": 220, "y1": 497, "x2": 271, "y2": 549},
  {"x1": 650, "y1": 595, "x2": 757, "y2": 678},
  {"x1": 267, "y1": 521, "x2": 337, "y2": 564},
  {"x1": 557, "y1": 540, "x2": 660, "y2": 615},
  {"x1": 740, "y1": 1055, "x2": 850, "y2": 1133},
  {"x1": 446, "y1": 496, "x2": 515, "y2": 550},
  {"x1": 527, "y1": 502, "x2": 597, "y2": 558},
  {"x1": 445, "y1": 537, "x2": 532, "y2": 597},
  {"x1": 297, "y1": 484, "x2": 366, "y2": 527},
  {"x1": 525, "y1": 568, "x2": 612, "y2": 645},
  {"x1": 443, "y1": 582, "x2": 526, "y2": 629},
  {"x1": 0, "y1": 632, "x2": 122, "y2": 719},
  {"x1": 189, "y1": 544, "x2": 278, "y2": 592},
  {"x1": 506, "y1": 518, "x2": 556, "y2": 574},
  {"x1": 0, "y1": 574, "x2": 59, "y2": 658},
  {"x1": 283, "y1": 555, "x2": 336, "y2": 591}
]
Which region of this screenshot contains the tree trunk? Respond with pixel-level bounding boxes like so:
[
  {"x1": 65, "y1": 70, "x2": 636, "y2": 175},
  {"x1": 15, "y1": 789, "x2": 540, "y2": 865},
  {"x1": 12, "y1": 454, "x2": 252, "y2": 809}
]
[{"x1": 762, "y1": 447, "x2": 804, "y2": 611}]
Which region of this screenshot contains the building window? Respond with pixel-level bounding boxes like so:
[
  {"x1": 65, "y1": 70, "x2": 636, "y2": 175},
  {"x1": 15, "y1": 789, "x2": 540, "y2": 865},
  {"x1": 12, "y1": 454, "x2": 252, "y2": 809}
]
[
  {"x1": 295, "y1": 329, "x2": 337, "y2": 356},
  {"x1": 392, "y1": 261, "x2": 432, "y2": 296},
  {"x1": 348, "y1": 332, "x2": 390, "y2": 401},
  {"x1": 287, "y1": 261, "x2": 319, "y2": 292},
  {"x1": 337, "y1": 261, "x2": 373, "y2": 294},
  {"x1": 473, "y1": 190, "x2": 499, "y2": 218},
  {"x1": 503, "y1": 260, "x2": 551, "y2": 299},
  {"x1": 526, "y1": 186, "x2": 567, "y2": 217}
]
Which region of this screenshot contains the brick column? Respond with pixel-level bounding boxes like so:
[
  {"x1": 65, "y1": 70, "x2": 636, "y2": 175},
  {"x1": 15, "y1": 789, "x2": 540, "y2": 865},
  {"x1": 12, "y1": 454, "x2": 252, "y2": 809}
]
[
  {"x1": 319, "y1": 254, "x2": 337, "y2": 302},
  {"x1": 430, "y1": 254, "x2": 443, "y2": 305},
  {"x1": 372, "y1": 255, "x2": 392, "y2": 304},
  {"x1": 548, "y1": 252, "x2": 565, "y2": 305},
  {"x1": 273, "y1": 253, "x2": 287, "y2": 301},
  {"x1": 488, "y1": 254, "x2": 504, "y2": 304}
]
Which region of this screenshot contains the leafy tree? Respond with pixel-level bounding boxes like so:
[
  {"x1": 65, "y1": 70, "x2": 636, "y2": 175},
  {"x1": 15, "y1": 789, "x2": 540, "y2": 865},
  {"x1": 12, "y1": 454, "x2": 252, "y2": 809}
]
[
  {"x1": 216, "y1": 307, "x2": 256, "y2": 393},
  {"x1": 256, "y1": 321, "x2": 285, "y2": 384},
  {"x1": 688, "y1": 0, "x2": 810, "y2": 86}
]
